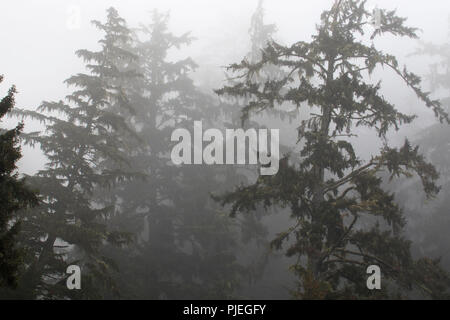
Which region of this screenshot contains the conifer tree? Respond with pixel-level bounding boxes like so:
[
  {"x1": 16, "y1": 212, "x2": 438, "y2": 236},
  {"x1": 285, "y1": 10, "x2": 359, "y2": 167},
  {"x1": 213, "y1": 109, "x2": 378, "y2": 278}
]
[
  {"x1": 216, "y1": 0, "x2": 450, "y2": 299},
  {"x1": 396, "y1": 22, "x2": 450, "y2": 273},
  {"x1": 412, "y1": 23, "x2": 450, "y2": 178},
  {"x1": 99, "y1": 9, "x2": 290, "y2": 299},
  {"x1": 248, "y1": 0, "x2": 276, "y2": 64},
  {"x1": 0, "y1": 76, "x2": 38, "y2": 289},
  {"x1": 102, "y1": 11, "x2": 249, "y2": 299},
  {"x1": 8, "y1": 7, "x2": 139, "y2": 299},
  {"x1": 226, "y1": 0, "x2": 293, "y2": 125}
]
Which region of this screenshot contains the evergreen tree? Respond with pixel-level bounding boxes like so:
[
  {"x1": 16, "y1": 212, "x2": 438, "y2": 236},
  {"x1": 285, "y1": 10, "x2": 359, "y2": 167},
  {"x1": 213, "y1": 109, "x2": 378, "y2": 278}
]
[
  {"x1": 225, "y1": 0, "x2": 296, "y2": 125},
  {"x1": 7, "y1": 7, "x2": 139, "y2": 299},
  {"x1": 248, "y1": 0, "x2": 276, "y2": 65},
  {"x1": 102, "y1": 11, "x2": 250, "y2": 299},
  {"x1": 395, "y1": 20, "x2": 450, "y2": 272},
  {"x1": 0, "y1": 76, "x2": 38, "y2": 289},
  {"x1": 216, "y1": 0, "x2": 450, "y2": 299}
]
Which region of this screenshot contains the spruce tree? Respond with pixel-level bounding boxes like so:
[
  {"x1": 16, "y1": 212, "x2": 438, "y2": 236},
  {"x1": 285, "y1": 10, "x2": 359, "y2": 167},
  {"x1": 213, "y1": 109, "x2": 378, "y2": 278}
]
[
  {"x1": 104, "y1": 11, "x2": 251, "y2": 299},
  {"x1": 216, "y1": 0, "x2": 450, "y2": 299},
  {"x1": 0, "y1": 76, "x2": 38, "y2": 289},
  {"x1": 9, "y1": 7, "x2": 139, "y2": 299}
]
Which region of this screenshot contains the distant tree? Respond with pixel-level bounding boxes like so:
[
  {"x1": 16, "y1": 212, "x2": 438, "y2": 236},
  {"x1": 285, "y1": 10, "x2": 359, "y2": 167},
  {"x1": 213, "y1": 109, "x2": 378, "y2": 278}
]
[
  {"x1": 216, "y1": 0, "x2": 450, "y2": 299},
  {"x1": 398, "y1": 121, "x2": 450, "y2": 272},
  {"x1": 0, "y1": 76, "x2": 38, "y2": 289},
  {"x1": 102, "y1": 11, "x2": 251, "y2": 299},
  {"x1": 411, "y1": 21, "x2": 450, "y2": 180},
  {"x1": 6, "y1": 7, "x2": 140, "y2": 299},
  {"x1": 248, "y1": 0, "x2": 276, "y2": 64},
  {"x1": 395, "y1": 22, "x2": 450, "y2": 272},
  {"x1": 225, "y1": 0, "x2": 291, "y2": 124}
]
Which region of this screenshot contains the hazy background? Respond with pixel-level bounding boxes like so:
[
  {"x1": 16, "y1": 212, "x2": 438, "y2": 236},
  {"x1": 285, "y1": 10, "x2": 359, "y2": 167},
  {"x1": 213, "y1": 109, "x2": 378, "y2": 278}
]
[
  {"x1": 1, "y1": 0, "x2": 450, "y2": 176},
  {"x1": 1, "y1": 0, "x2": 450, "y2": 300}
]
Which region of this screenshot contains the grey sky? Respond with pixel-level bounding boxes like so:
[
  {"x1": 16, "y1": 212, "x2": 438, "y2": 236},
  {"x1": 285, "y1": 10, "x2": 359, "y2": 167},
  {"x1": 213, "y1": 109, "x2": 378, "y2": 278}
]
[{"x1": 1, "y1": 0, "x2": 449, "y2": 173}]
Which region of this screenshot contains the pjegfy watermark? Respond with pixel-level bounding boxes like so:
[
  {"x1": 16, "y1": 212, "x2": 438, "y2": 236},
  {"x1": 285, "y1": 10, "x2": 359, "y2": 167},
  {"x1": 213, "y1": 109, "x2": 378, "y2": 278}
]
[{"x1": 170, "y1": 121, "x2": 280, "y2": 176}]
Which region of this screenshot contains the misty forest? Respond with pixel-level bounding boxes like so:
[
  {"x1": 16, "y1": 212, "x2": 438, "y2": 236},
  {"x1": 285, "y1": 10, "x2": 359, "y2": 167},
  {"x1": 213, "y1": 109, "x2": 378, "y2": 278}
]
[{"x1": 1, "y1": 0, "x2": 450, "y2": 300}]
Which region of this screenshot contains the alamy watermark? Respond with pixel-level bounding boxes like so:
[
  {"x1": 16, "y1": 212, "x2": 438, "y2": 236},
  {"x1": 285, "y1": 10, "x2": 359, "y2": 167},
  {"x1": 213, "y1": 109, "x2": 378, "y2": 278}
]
[
  {"x1": 366, "y1": 265, "x2": 381, "y2": 290},
  {"x1": 170, "y1": 121, "x2": 280, "y2": 176},
  {"x1": 66, "y1": 265, "x2": 81, "y2": 290}
]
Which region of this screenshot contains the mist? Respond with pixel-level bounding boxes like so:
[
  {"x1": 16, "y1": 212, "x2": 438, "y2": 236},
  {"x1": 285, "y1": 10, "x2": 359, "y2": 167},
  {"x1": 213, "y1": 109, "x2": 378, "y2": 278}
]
[{"x1": 1, "y1": 0, "x2": 450, "y2": 301}]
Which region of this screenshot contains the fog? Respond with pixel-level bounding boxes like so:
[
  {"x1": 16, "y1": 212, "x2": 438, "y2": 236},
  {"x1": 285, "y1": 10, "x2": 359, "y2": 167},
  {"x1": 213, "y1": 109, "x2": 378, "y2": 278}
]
[
  {"x1": 1, "y1": 0, "x2": 448, "y2": 174},
  {"x1": 1, "y1": 0, "x2": 450, "y2": 300}
]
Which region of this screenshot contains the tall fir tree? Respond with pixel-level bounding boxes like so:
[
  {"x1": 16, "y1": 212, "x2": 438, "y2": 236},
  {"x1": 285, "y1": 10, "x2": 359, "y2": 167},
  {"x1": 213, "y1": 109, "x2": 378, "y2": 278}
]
[
  {"x1": 0, "y1": 76, "x2": 38, "y2": 289},
  {"x1": 4, "y1": 7, "x2": 140, "y2": 299},
  {"x1": 216, "y1": 0, "x2": 450, "y2": 299},
  {"x1": 100, "y1": 11, "x2": 251, "y2": 299}
]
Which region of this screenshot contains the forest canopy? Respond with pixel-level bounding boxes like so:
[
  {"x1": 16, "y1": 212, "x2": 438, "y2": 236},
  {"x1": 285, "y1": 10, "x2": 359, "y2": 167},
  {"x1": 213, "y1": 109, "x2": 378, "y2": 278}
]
[{"x1": 0, "y1": 0, "x2": 449, "y2": 300}]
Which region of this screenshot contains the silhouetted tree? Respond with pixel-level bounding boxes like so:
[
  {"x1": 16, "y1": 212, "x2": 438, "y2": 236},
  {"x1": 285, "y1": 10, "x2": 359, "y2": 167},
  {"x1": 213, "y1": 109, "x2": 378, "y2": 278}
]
[
  {"x1": 0, "y1": 76, "x2": 38, "y2": 289},
  {"x1": 216, "y1": 0, "x2": 450, "y2": 299},
  {"x1": 8, "y1": 7, "x2": 140, "y2": 299}
]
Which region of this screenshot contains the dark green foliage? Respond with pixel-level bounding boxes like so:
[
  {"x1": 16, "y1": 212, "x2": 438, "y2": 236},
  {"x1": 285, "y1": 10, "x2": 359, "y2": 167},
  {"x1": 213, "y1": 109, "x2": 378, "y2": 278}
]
[
  {"x1": 5, "y1": 8, "x2": 140, "y2": 299},
  {"x1": 0, "y1": 76, "x2": 38, "y2": 289},
  {"x1": 216, "y1": 0, "x2": 450, "y2": 299}
]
